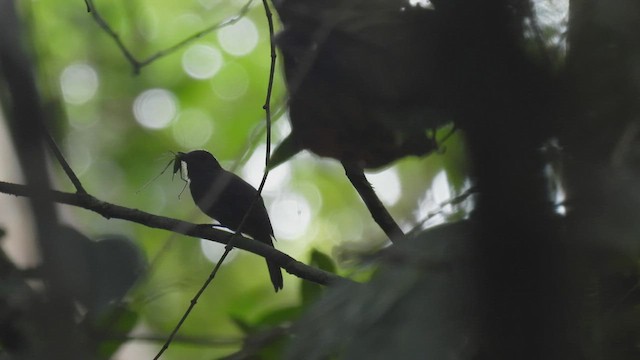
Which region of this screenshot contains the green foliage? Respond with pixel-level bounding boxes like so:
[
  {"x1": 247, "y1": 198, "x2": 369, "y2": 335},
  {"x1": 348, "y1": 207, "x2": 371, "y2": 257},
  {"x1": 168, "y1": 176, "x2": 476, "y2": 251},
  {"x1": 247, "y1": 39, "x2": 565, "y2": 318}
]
[
  {"x1": 5, "y1": 0, "x2": 473, "y2": 358},
  {"x1": 94, "y1": 306, "x2": 140, "y2": 359},
  {"x1": 4, "y1": 0, "x2": 640, "y2": 358},
  {"x1": 301, "y1": 250, "x2": 336, "y2": 305}
]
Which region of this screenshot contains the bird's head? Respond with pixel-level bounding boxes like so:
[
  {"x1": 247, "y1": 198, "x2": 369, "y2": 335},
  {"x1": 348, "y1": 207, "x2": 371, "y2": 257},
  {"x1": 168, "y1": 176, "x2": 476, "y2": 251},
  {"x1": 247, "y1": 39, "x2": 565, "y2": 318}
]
[{"x1": 173, "y1": 150, "x2": 222, "y2": 178}]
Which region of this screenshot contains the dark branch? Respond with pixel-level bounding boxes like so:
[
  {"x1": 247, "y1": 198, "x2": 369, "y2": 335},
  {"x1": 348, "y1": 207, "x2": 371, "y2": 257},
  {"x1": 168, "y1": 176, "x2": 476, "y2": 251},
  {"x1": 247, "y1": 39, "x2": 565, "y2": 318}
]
[
  {"x1": 136, "y1": 0, "x2": 254, "y2": 71},
  {"x1": 84, "y1": 0, "x2": 141, "y2": 72},
  {"x1": 112, "y1": 333, "x2": 241, "y2": 347},
  {"x1": 0, "y1": 181, "x2": 347, "y2": 287},
  {"x1": 342, "y1": 162, "x2": 405, "y2": 243},
  {"x1": 156, "y1": 3, "x2": 280, "y2": 356},
  {"x1": 84, "y1": 0, "x2": 254, "y2": 74},
  {"x1": 42, "y1": 127, "x2": 87, "y2": 194}
]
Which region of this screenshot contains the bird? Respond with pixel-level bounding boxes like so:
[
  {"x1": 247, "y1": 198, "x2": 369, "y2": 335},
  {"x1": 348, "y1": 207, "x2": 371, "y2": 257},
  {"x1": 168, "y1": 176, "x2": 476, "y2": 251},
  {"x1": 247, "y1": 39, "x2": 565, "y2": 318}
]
[
  {"x1": 270, "y1": 0, "x2": 451, "y2": 169},
  {"x1": 174, "y1": 150, "x2": 284, "y2": 292}
]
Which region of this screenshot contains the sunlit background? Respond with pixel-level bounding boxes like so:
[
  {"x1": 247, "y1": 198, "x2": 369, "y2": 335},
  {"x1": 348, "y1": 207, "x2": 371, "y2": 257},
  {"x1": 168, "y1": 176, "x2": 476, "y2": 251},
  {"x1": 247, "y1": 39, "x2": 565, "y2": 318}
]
[{"x1": 0, "y1": 0, "x2": 569, "y2": 358}]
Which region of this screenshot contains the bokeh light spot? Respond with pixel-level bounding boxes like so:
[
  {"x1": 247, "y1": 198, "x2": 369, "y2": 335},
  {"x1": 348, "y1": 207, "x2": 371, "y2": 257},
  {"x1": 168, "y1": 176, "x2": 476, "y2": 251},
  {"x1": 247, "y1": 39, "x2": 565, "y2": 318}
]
[
  {"x1": 409, "y1": 0, "x2": 433, "y2": 8},
  {"x1": 432, "y1": 170, "x2": 452, "y2": 205},
  {"x1": 64, "y1": 133, "x2": 93, "y2": 176},
  {"x1": 211, "y1": 62, "x2": 250, "y2": 100},
  {"x1": 329, "y1": 208, "x2": 364, "y2": 243},
  {"x1": 241, "y1": 145, "x2": 291, "y2": 195},
  {"x1": 133, "y1": 89, "x2": 178, "y2": 130},
  {"x1": 217, "y1": 18, "x2": 259, "y2": 56},
  {"x1": 271, "y1": 192, "x2": 312, "y2": 240},
  {"x1": 366, "y1": 167, "x2": 402, "y2": 206},
  {"x1": 60, "y1": 63, "x2": 99, "y2": 105},
  {"x1": 415, "y1": 170, "x2": 452, "y2": 227},
  {"x1": 200, "y1": 239, "x2": 237, "y2": 264},
  {"x1": 172, "y1": 108, "x2": 214, "y2": 148},
  {"x1": 182, "y1": 44, "x2": 223, "y2": 80}
]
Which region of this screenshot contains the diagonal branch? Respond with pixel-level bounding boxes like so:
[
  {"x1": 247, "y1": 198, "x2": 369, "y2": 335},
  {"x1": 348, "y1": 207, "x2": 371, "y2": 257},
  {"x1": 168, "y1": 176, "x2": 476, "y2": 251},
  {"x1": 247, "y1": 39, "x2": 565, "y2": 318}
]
[
  {"x1": 156, "y1": 3, "x2": 280, "y2": 356},
  {"x1": 42, "y1": 127, "x2": 87, "y2": 194},
  {"x1": 0, "y1": 181, "x2": 347, "y2": 287},
  {"x1": 342, "y1": 162, "x2": 405, "y2": 243},
  {"x1": 84, "y1": 0, "x2": 254, "y2": 74}
]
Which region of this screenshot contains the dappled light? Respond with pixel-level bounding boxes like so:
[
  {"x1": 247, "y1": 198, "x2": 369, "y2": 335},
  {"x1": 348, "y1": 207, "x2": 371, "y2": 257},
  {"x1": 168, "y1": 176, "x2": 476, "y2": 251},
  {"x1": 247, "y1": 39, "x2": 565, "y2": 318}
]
[
  {"x1": 415, "y1": 170, "x2": 453, "y2": 228},
  {"x1": 172, "y1": 108, "x2": 214, "y2": 148},
  {"x1": 270, "y1": 191, "x2": 312, "y2": 240},
  {"x1": 201, "y1": 239, "x2": 238, "y2": 264},
  {"x1": 133, "y1": 88, "x2": 178, "y2": 130},
  {"x1": 2, "y1": 0, "x2": 637, "y2": 358},
  {"x1": 63, "y1": 133, "x2": 93, "y2": 177},
  {"x1": 241, "y1": 145, "x2": 292, "y2": 194},
  {"x1": 181, "y1": 44, "x2": 224, "y2": 79},
  {"x1": 327, "y1": 208, "x2": 365, "y2": 245},
  {"x1": 211, "y1": 62, "x2": 251, "y2": 101},
  {"x1": 217, "y1": 17, "x2": 259, "y2": 56},
  {"x1": 59, "y1": 63, "x2": 99, "y2": 105},
  {"x1": 366, "y1": 167, "x2": 402, "y2": 206}
]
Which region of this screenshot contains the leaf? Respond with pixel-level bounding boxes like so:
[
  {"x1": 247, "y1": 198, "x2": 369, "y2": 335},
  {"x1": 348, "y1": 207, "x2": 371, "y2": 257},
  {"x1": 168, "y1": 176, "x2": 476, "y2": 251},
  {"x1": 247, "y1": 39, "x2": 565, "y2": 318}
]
[
  {"x1": 231, "y1": 315, "x2": 254, "y2": 334},
  {"x1": 310, "y1": 250, "x2": 336, "y2": 273},
  {"x1": 268, "y1": 135, "x2": 302, "y2": 170},
  {"x1": 95, "y1": 305, "x2": 139, "y2": 359},
  {"x1": 301, "y1": 250, "x2": 337, "y2": 305},
  {"x1": 254, "y1": 305, "x2": 301, "y2": 327}
]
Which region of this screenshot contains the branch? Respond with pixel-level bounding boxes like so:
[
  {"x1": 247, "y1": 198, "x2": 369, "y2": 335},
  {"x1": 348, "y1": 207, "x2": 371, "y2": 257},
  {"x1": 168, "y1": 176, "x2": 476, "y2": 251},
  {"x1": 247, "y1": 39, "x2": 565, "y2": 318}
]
[
  {"x1": 84, "y1": 0, "x2": 254, "y2": 74},
  {"x1": 42, "y1": 127, "x2": 87, "y2": 194},
  {"x1": 111, "y1": 333, "x2": 241, "y2": 347},
  {"x1": 156, "y1": 3, "x2": 279, "y2": 356},
  {"x1": 0, "y1": 181, "x2": 347, "y2": 287},
  {"x1": 220, "y1": 324, "x2": 289, "y2": 360},
  {"x1": 342, "y1": 163, "x2": 405, "y2": 243}
]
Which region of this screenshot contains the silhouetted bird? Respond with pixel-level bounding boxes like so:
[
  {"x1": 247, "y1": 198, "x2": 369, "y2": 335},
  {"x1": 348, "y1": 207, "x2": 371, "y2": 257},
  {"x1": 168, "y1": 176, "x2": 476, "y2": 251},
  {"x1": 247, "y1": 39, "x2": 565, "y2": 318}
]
[
  {"x1": 270, "y1": 0, "x2": 452, "y2": 169},
  {"x1": 175, "y1": 150, "x2": 284, "y2": 292}
]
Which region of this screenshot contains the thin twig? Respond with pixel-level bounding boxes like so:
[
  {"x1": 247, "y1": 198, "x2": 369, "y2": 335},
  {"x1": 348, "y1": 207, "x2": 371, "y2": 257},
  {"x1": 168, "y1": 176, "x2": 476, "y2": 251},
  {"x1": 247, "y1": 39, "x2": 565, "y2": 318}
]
[
  {"x1": 42, "y1": 127, "x2": 87, "y2": 194},
  {"x1": 152, "y1": 234, "x2": 233, "y2": 360},
  {"x1": 84, "y1": 0, "x2": 140, "y2": 72},
  {"x1": 84, "y1": 0, "x2": 254, "y2": 74},
  {"x1": 136, "y1": 0, "x2": 254, "y2": 71},
  {"x1": 154, "y1": 1, "x2": 279, "y2": 356},
  {"x1": 220, "y1": 0, "x2": 277, "y2": 266},
  {"x1": 408, "y1": 186, "x2": 477, "y2": 236},
  {"x1": 112, "y1": 333, "x2": 241, "y2": 347}
]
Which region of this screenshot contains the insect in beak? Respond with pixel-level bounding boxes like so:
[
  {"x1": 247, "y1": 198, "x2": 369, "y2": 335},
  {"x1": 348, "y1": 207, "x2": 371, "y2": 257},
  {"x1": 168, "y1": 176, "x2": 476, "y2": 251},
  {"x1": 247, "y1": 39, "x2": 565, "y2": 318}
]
[
  {"x1": 172, "y1": 152, "x2": 189, "y2": 198},
  {"x1": 173, "y1": 152, "x2": 185, "y2": 176},
  {"x1": 136, "y1": 151, "x2": 183, "y2": 194}
]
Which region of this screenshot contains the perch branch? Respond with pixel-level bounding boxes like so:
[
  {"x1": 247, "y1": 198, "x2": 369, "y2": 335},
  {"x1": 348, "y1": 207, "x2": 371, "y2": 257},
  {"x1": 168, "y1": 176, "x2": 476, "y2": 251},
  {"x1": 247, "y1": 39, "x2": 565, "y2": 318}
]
[
  {"x1": 156, "y1": 2, "x2": 277, "y2": 356},
  {"x1": 0, "y1": 181, "x2": 347, "y2": 287}
]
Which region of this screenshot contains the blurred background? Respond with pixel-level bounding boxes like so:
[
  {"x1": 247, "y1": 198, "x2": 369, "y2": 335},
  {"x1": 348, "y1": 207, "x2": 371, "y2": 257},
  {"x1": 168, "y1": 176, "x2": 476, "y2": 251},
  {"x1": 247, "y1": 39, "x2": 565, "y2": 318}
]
[
  {"x1": 0, "y1": 0, "x2": 476, "y2": 358},
  {"x1": 3, "y1": 0, "x2": 616, "y2": 358}
]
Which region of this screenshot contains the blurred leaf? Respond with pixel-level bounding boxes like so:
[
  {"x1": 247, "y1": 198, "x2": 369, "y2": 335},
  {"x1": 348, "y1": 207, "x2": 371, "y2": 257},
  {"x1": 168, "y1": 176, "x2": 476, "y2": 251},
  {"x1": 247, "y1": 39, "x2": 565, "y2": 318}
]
[
  {"x1": 254, "y1": 305, "x2": 300, "y2": 327},
  {"x1": 301, "y1": 250, "x2": 336, "y2": 305},
  {"x1": 310, "y1": 250, "x2": 337, "y2": 273},
  {"x1": 94, "y1": 305, "x2": 139, "y2": 359},
  {"x1": 287, "y1": 221, "x2": 478, "y2": 360},
  {"x1": 89, "y1": 235, "x2": 146, "y2": 315},
  {"x1": 268, "y1": 135, "x2": 301, "y2": 170},
  {"x1": 231, "y1": 315, "x2": 254, "y2": 335}
]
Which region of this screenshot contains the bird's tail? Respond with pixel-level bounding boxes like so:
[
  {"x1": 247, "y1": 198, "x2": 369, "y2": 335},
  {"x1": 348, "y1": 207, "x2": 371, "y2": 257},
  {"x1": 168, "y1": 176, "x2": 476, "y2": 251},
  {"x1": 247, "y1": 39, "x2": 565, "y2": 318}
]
[{"x1": 266, "y1": 259, "x2": 284, "y2": 292}]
